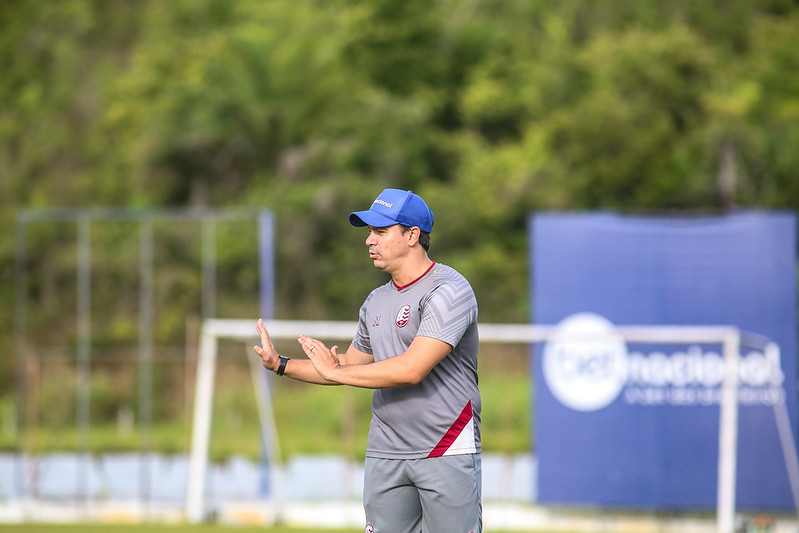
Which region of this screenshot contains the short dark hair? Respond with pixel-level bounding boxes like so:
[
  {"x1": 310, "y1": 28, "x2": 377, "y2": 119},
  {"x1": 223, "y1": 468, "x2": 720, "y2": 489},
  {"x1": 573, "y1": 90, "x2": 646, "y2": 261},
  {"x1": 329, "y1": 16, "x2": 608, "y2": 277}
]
[{"x1": 400, "y1": 225, "x2": 431, "y2": 252}]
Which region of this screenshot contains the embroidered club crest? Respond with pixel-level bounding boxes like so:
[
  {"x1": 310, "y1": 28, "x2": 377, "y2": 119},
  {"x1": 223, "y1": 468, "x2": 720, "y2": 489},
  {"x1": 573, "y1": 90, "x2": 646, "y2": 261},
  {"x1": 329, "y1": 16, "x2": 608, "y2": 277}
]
[{"x1": 395, "y1": 304, "x2": 411, "y2": 328}]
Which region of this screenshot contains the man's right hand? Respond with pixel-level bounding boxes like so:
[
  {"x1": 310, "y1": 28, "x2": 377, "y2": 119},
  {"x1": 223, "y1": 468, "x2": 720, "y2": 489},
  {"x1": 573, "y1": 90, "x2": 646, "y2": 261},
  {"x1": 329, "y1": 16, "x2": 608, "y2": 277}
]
[{"x1": 254, "y1": 318, "x2": 280, "y2": 372}]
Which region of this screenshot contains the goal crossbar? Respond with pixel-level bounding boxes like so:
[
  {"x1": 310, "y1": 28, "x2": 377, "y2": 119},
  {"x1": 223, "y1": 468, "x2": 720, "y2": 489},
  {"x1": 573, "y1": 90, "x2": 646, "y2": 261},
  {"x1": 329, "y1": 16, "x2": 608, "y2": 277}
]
[{"x1": 186, "y1": 319, "x2": 796, "y2": 533}]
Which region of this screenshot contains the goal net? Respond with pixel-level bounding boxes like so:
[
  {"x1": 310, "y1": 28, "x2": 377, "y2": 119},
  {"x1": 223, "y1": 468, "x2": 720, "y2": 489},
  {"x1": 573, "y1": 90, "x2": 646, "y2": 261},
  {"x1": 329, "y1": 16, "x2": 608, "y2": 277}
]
[{"x1": 187, "y1": 319, "x2": 799, "y2": 533}]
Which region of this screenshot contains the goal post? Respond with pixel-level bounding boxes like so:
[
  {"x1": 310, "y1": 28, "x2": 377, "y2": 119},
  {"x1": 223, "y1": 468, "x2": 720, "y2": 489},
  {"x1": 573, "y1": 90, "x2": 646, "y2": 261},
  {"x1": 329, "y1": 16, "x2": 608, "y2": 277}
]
[
  {"x1": 186, "y1": 319, "x2": 797, "y2": 533},
  {"x1": 186, "y1": 319, "x2": 358, "y2": 523}
]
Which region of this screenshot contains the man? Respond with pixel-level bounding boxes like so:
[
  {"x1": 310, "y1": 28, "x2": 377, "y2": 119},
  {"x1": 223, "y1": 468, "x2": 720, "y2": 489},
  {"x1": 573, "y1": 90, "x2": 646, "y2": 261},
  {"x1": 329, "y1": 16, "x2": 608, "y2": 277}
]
[{"x1": 254, "y1": 188, "x2": 481, "y2": 533}]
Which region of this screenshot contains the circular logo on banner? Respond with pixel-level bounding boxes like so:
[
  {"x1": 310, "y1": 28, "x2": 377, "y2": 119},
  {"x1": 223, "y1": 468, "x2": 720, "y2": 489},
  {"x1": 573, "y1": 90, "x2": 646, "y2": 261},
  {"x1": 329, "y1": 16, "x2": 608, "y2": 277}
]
[
  {"x1": 543, "y1": 313, "x2": 629, "y2": 411},
  {"x1": 396, "y1": 304, "x2": 411, "y2": 328}
]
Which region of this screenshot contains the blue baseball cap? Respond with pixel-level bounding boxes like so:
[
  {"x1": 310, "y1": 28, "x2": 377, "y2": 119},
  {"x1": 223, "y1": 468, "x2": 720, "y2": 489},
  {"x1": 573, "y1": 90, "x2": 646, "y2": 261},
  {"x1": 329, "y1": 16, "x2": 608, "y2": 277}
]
[{"x1": 349, "y1": 188, "x2": 434, "y2": 233}]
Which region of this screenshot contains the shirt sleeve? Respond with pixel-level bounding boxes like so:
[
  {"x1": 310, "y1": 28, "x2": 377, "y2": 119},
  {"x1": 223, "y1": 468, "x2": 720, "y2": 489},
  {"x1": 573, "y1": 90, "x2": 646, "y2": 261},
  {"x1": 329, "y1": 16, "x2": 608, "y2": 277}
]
[
  {"x1": 416, "y1": 278, "x2": 478, "y2": 347},
  {"x1": 351, "y1": 298, "x2": 373, "y2": 354}
]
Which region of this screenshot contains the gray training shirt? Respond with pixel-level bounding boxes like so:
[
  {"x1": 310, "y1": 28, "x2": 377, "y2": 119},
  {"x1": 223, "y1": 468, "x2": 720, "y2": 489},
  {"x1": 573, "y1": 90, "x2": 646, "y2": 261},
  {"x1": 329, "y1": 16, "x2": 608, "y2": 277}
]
[{"x1": 352, "y1": 262, "x2": 481, "y2": 460}]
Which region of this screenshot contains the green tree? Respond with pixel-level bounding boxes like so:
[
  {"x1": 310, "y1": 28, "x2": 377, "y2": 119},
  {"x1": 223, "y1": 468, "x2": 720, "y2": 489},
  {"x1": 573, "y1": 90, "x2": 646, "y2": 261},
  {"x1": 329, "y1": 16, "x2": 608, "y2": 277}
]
[{"x1": 2, "y1": 0, "x2": 799, "y2": 445}]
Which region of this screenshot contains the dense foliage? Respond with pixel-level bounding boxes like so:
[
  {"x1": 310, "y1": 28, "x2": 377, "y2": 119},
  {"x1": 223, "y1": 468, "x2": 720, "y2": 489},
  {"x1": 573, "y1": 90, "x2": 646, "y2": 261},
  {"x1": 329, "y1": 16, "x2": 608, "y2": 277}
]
[{"x1": 2, "y1": 0, "x2": 798, "y2": 446}]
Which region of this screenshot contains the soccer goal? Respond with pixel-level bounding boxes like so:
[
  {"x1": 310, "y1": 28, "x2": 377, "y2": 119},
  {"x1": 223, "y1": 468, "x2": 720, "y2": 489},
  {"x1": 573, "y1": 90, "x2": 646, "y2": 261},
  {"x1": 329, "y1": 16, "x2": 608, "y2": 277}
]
[{"x1": 186, "y1": 319, "x2": 799, "y2": 533}]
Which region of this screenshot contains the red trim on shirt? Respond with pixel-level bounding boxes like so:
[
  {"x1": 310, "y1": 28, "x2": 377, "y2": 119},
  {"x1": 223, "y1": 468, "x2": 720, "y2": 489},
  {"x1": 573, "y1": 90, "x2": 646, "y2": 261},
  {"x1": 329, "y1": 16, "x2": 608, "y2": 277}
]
[
  {"x1": 393, "y1": 261, "x2": 436, "y2": 291},
  {"x1": 427, "y1": 400, "x2": 472, "y2": 458}
]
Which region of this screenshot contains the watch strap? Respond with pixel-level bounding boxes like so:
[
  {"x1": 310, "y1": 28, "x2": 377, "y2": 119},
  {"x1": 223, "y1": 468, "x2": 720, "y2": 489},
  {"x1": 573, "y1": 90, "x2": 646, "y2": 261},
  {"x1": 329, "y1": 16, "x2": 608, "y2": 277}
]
[{"x1": 276, "y1": 355, "x2": 290, "y2": 376}]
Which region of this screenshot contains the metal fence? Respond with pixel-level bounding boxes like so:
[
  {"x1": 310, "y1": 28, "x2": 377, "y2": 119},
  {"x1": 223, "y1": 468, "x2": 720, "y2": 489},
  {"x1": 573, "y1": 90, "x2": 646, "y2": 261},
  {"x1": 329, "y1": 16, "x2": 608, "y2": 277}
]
[{"x1": 12, "y1": 207, "x2": 273, "y2": 506}]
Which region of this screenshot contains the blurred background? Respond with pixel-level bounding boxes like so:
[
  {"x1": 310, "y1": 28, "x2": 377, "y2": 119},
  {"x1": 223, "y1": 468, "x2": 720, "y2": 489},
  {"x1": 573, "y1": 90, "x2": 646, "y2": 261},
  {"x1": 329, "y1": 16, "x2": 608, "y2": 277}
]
[{"x1": 2, "y1": 0, "x2": 799, "y2": 529}]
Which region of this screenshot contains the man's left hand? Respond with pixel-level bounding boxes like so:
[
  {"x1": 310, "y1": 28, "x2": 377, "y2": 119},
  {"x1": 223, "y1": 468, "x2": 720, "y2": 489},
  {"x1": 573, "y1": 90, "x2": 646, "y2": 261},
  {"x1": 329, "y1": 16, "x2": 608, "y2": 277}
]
[{"x1": 298, "y1": 334, "x2": 340, "y2": 382}]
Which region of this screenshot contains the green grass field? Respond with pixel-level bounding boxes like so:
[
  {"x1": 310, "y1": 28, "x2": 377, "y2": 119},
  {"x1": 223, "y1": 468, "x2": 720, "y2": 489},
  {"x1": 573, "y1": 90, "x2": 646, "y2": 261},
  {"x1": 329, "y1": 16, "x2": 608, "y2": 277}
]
[
  {"x1": 0, "y1": 526, "x2": 550, "y2": 533},
  {"x1": 0, "y1": 527, "x2": 349, "y2": 533}
]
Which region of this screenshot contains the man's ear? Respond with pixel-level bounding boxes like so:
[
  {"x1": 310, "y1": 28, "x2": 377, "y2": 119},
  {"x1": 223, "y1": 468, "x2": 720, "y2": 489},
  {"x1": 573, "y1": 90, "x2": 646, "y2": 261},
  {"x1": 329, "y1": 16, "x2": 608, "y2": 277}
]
[{"x1": 406, "y1": 227, "x2": 420, "y2": 246}]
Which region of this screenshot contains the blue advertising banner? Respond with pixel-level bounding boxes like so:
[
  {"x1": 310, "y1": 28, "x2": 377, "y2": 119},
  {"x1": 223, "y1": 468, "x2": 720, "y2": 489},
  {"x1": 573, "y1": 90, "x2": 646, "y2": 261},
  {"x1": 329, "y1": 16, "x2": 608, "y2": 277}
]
[{"x1": 531, "y1": 212, "x2": 797, "y2": 510}]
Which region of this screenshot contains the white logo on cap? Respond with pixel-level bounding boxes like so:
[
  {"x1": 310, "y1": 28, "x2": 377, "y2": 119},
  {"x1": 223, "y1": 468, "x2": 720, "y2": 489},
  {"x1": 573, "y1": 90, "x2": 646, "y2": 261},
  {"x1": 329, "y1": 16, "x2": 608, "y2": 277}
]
[
  {"x1": 543, "y1": 313, "x2": 628, "y2": 411},
  {"x1": 374, "y1": 199, "x2": 392, "y2": 208}
]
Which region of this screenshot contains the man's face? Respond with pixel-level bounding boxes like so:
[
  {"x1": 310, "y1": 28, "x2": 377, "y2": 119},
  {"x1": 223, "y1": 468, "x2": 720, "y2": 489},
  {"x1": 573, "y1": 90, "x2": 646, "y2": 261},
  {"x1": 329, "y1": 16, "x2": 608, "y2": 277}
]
[{"x1": 365, "y1": 224, "x2": 409, "y2": 272}]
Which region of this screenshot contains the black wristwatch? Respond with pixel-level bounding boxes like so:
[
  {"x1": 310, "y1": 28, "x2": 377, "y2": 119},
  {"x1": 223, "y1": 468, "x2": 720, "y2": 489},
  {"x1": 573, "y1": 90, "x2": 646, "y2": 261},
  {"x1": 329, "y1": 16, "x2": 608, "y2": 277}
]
[{"x1": 276, "y1": 355, "x2": 290, "y2": 376}]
